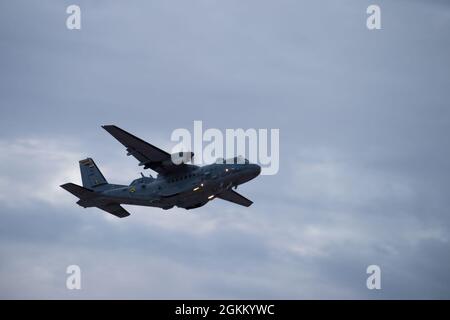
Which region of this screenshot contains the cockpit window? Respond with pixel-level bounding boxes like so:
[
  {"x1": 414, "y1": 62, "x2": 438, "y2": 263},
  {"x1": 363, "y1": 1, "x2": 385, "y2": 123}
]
[
  {"x1": 224, "y1": 156, "x2": 249, "y2": 164},
  {"x1": 233, "y1": 156, "x2": 249, "y2": 164}
]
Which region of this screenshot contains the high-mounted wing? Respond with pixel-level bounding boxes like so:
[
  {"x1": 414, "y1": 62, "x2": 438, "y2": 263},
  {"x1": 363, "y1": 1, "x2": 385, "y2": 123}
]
[
  {"x1": 216, "y1": 189, "x2": 253, "y2": 207},
  {"x1": 102, "y1": 125, "x2": 190, "y2": 175}
]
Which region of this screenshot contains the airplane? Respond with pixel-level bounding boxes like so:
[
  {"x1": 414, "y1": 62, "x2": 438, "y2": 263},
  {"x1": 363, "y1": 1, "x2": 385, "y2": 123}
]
[{"x1": 60, "y1": 125, "x2": 261, "y2": 218}]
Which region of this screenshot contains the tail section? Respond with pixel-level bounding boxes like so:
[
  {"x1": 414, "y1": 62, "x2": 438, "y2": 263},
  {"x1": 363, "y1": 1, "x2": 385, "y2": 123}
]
[
  {"x1": 60, "y1": 182, "x2": 130, "y2": 218},
  {"x1": 61, "y1": 158, "x2": 130, "y2": 218},
  {"x1": 79, "y1": 158, "x2": 108, "y2": 189}
]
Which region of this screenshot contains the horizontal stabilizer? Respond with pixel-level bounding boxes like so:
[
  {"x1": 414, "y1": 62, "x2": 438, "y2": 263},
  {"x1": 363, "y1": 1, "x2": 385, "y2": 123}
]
[
  {"x1": 97, "y1": 203, "x2": 130, "y2": 218},
  {"x1": 60, "y1": 183, "x2": 95, "y2": 199},
  {"x1": 216, "y1": 189, "x2": 253, "y2": 207},
  {"x1": 60, "y1": 183, "x2": 130, "y2": 218}
]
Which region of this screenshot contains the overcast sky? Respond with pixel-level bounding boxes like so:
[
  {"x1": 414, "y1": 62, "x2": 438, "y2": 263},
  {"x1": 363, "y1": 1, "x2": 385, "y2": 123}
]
[{"x1": 1, "y1": 0, "x2": 450, "y2": 299}]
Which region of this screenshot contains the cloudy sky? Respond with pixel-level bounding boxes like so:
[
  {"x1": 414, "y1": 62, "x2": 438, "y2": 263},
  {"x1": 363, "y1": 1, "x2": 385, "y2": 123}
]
[{"x1": 1, "y1": 0, "x2": 450, "y2": 299}]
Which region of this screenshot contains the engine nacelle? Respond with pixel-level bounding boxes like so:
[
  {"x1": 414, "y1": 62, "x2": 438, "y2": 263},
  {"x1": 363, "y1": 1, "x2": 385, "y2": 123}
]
[{"x1": 170, "y1": 151, "x2": 194, "y2": 165}]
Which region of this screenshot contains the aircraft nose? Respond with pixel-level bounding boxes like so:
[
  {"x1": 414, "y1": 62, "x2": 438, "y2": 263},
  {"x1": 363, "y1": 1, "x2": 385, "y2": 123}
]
[{"x1": 251, "y1": 164, "x2": 261, "y2": 177}]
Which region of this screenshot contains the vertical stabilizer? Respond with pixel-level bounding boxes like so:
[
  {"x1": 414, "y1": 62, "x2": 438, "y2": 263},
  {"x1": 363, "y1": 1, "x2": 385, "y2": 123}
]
[{"x1": 79, "y1": 158, "x2": 108, "y2": 188}]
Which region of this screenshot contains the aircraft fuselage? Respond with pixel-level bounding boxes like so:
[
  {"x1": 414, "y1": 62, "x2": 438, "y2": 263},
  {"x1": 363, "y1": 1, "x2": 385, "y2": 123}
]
[{"x1": 96, "y1": 162, "x2": 260, "y2": 210}]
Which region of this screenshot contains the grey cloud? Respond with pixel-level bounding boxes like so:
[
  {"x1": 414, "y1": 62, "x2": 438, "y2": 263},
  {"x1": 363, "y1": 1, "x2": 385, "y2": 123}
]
[{"x1": 1, "y1": 0, "x2": 450, "y2": 298}]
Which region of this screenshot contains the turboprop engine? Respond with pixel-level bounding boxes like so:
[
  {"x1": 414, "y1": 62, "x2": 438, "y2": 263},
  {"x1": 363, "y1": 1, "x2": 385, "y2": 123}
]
[{"x1": 170, "y1": 151, "x2": 194, "y2": 165}]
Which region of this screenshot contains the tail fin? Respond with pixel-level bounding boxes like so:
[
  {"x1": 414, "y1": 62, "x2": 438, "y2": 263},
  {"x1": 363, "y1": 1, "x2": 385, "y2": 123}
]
[{"x1": 79, "y1": 158, "x2": 108, "y2": 189}]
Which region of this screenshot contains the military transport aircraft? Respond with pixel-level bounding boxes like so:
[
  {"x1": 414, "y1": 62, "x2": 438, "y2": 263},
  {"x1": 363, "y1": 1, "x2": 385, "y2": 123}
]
[{"x1": 61, "y1": 125, "x2": 261, "y2": 218}]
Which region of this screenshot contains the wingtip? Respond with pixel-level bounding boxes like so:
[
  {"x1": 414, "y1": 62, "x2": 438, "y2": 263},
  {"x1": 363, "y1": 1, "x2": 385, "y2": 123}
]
[{"x1": 102, "y1": 125, "x2": 123, "y2": 132}]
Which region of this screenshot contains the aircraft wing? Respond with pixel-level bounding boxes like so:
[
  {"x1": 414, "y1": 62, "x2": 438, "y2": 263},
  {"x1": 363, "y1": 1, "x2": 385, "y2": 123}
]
[
  {"x1": 216, "y1": 189, "x2": 253, "y2": 207},
  {"x1": 102, "y1": 125, "x2": 190, "y2": 175}
]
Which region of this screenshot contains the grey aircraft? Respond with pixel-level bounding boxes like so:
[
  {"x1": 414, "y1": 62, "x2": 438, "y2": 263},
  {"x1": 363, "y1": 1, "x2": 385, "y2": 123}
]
[{"x1": 61, "y1": 125, "x2": 261, "y2": 218}]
